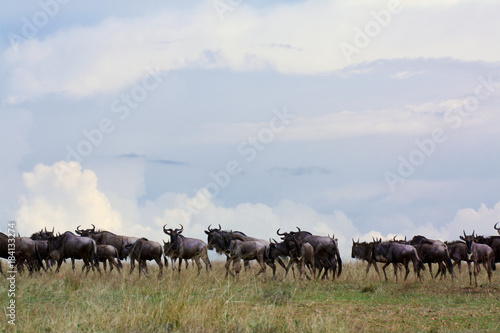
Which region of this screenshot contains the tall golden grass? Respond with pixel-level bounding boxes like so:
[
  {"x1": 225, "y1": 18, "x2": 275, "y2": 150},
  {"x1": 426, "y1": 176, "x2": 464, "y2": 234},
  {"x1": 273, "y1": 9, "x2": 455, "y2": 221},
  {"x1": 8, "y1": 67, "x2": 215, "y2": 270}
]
[{"x1": 1, "y1": 260, "x2": 499, "y2": 332}]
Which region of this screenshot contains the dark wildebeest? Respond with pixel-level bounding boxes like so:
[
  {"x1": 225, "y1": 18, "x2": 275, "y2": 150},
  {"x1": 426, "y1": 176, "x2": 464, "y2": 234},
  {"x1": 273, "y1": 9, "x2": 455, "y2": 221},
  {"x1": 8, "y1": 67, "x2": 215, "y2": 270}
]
[
  {"x1": 459, "y1": 231, "x2": 496, "y2": 286},
  {"x1": 163, "y1": 240, "x2": 191, "y2": 270},
  {"x1": 31, "y1": 228, "x2": 57, "y2": 270},
  {"x1": 409, "y1": 235, "x2": 454, "y2": 279},
  {"x1": 372, "y1": 239, "x2": 425, "y2": 282},
  {"x1": 205, "y1": 225, "x2": 267, "y2": 278},
  {"x1": 163, "y1": 224, "x2": 211, "y2": 274},
  {"x1": 277, "y1": 227, "x2": 342, "y2": 280},
  {"x1": 267, "y1": 238, "x2": 303, "y2": 279},
  {"x1": 97, "y1": 245, "x2": 122, "y2": 272},
  {"x1": 351, "y1": 239, "x2": 383, "y2": 277},
  {"x1": 47, "y1": 231, "x2": 100, "y2": 275},
  {"x1": 75, "y1": 225, "x2": 137, "y2": 260},
  {"x1": 473, "y1": 225, "x2": 500, "y2": 264},
  {"x1": 124, "y1": 238, "x2": 163, "y2": 278}
]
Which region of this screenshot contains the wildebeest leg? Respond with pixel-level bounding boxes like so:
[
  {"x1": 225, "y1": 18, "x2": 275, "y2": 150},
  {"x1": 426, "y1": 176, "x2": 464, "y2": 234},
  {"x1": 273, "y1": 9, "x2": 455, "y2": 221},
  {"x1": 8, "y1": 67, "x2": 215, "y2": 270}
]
[
  {"x1": 177, "y1": 258, "x2": 183, "y2": 274},
  {"x1": 233, "y1": 259, "x2": 242, "y2": 277},
  {"x1": 473, "y1": 261, "x2": 478, "y2": 287},
  {"x1": 225, "y1": 256, "x2": 234, "y2": 277},
  {"x1": 255, "y1": 257, "x2": 266, "y2": 278},
  {"x1": 129, "y1": 258, "x2": 135, "y2": 275},
  {"x1": 71, "y1": 258, "x2": 76, "y2": 272},
  {"x1": 382, "y1": 262, "x2": 390, "y2": 281},
  {"x1": 194, "y1": 257, "x2": 203, "y2": 275},
  {"x1": 201, "y1": 251, "x2": 211, "y2": 272},
  {"x1": 155, "y1": 257, "x2": 163, "y2": 278},
  {"x1": 466, "y1": 261, "x2": 473, "y2": 285},
  {"x1": 102, "y1": 260, "x2": 107, "y2": 272},
  {"x1": 185, "y1": 259, "x2": 189, "y2": 269},
  {"x1": 427, "y1": 263, "x2": 434, "y2": 279}
]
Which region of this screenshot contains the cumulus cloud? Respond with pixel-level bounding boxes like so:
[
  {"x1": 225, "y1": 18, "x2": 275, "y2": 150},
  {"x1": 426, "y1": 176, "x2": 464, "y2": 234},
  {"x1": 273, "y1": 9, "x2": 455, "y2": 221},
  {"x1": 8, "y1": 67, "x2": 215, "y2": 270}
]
[{"x1": 16, "y1": 161, "x2": 123, "y2": 236}]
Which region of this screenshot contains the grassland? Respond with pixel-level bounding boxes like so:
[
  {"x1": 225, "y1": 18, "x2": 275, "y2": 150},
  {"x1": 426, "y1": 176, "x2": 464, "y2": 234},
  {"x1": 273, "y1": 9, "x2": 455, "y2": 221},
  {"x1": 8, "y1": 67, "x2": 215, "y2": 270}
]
[{"x1": 1, "y1": 261, "x2": 499, "y2": 332}]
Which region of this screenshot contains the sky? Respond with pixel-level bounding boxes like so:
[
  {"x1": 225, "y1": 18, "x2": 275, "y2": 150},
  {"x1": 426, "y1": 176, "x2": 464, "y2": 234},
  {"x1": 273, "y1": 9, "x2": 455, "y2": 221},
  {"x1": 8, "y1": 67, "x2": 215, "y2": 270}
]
[{"x1": 1, "y1": 0, "x2": 500, "y2": 259}]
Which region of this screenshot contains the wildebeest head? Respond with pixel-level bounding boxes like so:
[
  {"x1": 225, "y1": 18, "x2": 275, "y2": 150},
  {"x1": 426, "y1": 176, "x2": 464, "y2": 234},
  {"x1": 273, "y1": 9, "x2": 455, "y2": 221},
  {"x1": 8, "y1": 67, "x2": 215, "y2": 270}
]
[
  {"x1": 459, "y1": 230, "x2": 475, "y2": 260},
  {"x1": 495, "y1": 222, "x2": 500, "y2": 235},
  {"x1": 31, "y1": 227, "x2": 55, "y2": 240},
  {"x1": 163, "y1": 224, "x2": 184, "y2": 249},
  {"x1": 75, "y1": 224, "x2": 97, "y2": 237},
  {"x1": 204, "y1": 225, "x2": 231, "y2": 254}
]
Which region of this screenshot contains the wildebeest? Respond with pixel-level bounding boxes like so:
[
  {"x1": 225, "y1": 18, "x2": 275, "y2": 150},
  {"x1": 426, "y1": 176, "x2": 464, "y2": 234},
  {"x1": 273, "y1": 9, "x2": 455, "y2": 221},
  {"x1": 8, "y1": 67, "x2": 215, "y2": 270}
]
[
  {"x1": 75, "y1": 225, "x2": 137, "y2": 260},
  {"x1": 459, "y1": 231, "x2": 496, "y2": 286},
  {"x1": 124, "y1": 238, "x2": 163, "y2": 278},
  {"x1": 473, "y1": 225, "x2": 500, "y2": 264},
  {"x1": 351, "y1": 239, "x2": 382, "y2": 277},
  {"x1": 163, "y1": 224, "x2": 211, "y2": 274},
  {"x1": 409, "y1": 235, "x2": 454, "y2": 279},
  {"x1": 47, "y1": 231, "x2": 100, "y2": 275},
  {"x1": 372, "y1": 239, "x2": 425, "y2": 282},
  {"x1": 97, "y1": 245, "x2": 122, "y2": 272},
  {"x1": 205, "y1": 225, "x2": 268, "y2": 278},
  {"x1": 267, "y1": 238, "x2": 302, "y2": 278},
  {"x1": 277, "y1": 227, "x2": 342, "y2": 280}
]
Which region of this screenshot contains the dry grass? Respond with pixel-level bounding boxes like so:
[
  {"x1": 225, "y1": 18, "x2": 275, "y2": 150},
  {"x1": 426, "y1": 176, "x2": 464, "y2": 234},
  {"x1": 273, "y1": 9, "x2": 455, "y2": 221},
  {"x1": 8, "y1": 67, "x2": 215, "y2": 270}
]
[{"x1": 1, "y1": 261, "x2": 499, "y2": 332}]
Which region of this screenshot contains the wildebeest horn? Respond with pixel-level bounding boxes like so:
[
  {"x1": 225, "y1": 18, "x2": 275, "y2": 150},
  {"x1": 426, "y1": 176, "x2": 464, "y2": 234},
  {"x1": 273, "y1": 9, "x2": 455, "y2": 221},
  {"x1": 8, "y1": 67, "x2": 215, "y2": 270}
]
[
  {"x1": 176, "y1": 224, "x2": 184, "y2": 233},
  {"x1": 393, "y1": 235, "x2": 397, "y2": 241},
  {"x1": 91, "y1": 224, "x2": 96, "y2": 232},
  {"x1": 217, "y1": 224, "x2": 221, "y2": 231},
  {"x1": 163, "y1": 224, "x2": 171, "y2": 235},
  {"x1": 207, "y1": 224, "x2": 212, "y2": 232},
  {"x1": 296, "y1": 226, "x2": 301, "y2": 232},
  {"x1": 276, "y1": 228, "x2": 286, "y2": 236},
  {"x1": 495, "y1": 222, "x2": 500, "y2": 234},
  {"x1": 472, "y1": 230, "x2": 475, "y2": 237},
  {"x1": 76, "y1": 225, "x2": 82, "y2": 231},
  {"x1": 52, "y1": 227, "x2": 54, "y2": 233},
  {"x1": 463, "y1": 230, "x2": 467, "y2": 238}
]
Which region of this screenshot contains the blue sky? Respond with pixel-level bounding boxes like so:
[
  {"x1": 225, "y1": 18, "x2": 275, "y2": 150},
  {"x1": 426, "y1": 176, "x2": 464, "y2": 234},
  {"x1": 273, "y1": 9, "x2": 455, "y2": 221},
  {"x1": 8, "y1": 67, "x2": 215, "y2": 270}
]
[{"x1": 1, "y1": 0, "x2": 500, "y2": 257}]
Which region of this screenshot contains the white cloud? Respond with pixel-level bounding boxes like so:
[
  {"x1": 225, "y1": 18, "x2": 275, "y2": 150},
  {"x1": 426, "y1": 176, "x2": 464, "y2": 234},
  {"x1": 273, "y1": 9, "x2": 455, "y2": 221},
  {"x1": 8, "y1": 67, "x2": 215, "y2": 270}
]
[
  {"x1": 2, "y1": 0, "x2": 500, "y2": 99},
  {"x1": 16, "y1": 161, "x2": 123, "y2": 236}
]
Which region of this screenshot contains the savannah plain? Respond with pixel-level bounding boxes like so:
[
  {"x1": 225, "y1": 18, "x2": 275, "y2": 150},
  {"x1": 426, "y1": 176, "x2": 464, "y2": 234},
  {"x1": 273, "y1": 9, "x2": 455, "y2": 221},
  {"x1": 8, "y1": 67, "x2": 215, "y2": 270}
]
[{"x1": 1, "y1": 261, "x2": 499, "y2": 333}]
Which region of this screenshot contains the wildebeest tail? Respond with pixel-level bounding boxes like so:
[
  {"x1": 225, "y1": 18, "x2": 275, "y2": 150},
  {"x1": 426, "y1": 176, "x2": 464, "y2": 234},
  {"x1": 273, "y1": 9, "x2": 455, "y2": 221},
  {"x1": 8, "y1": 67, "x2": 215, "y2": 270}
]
[
  {"x1": 419, "y1": 260, "x2": 426, "y2": 271},
  {"x1": 34, "y1": 244, "x2": 47, "y2": 272},
  {"x1": 92, "y1": 242, "x2": 99, "y2": 269},
  {"x1": 336, "y1": 249, "x2": 342, "y2": 277},
  {"x1": 444, "y1": 255, "x2": 454, "y2": 275},
  {"x1": 492, "y1": 257, "x2": 496, "y2": 271}
]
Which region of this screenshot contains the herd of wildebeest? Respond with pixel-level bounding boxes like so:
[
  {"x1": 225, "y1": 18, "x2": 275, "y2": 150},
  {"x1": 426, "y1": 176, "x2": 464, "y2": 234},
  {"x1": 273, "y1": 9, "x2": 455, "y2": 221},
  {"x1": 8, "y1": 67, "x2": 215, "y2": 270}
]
[{"x1": 1, "y1": 222, "x2": 499, "y2": 286}]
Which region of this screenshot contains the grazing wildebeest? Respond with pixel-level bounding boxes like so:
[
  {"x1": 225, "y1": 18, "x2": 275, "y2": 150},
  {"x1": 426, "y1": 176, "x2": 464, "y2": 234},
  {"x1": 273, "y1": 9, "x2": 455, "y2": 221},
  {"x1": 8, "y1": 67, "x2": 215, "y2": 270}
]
[
  {"x1": 277, "y1": 227, "x2": 342, "y2": 280},
  {"x1": 75, "y1": 225, "x2": 137, "y2": 260},
  {"x1": 205, "y1": 226, "x2": 267, "y2": 278},
  {"x1": 351, "y1": 239, "x2": 382, "y2": 277},
  {"x1": 372, "y1": 239, "x2": 425, "y2": 282},
  {"x1": 124, "y1": 238, "x2": 163, "y2": 278},
  {"x1": 459, "y1": 231, "x2": 496, "y2": 286},
  {"x1": 409, "y1": 235, "x2": 454, "y2": 279},
  {"x1": 47, "y1": 231, "x2": 100, "y2": 275},
  {"x1": 97, "y1": 244, "x2": 122, "y2": 272},
  {"x1": 163, "y1": 224, "x2": 211, "y2": 274}
]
